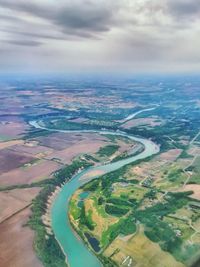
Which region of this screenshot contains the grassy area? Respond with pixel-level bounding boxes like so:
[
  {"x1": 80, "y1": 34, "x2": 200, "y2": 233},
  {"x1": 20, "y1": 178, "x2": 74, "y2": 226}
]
[
  {"x1": 97, "y1": 144, "x2": 119, "y2": 157},
  {"x1": 43, "y1": 118, "x2": 117, "y2": 131},
  {"x1": 104, "y1": 227, "x2": 185, "y2": 267},
  {"x1": 86, "y1": 119, "x2": 117, "y2": 127},
  {"x1": 191, "y1": 156, "x2": 200, "y2": 173},
  {"x1": 69, "y1": 199, "x2": 81, "y2": 220},
  {"x1": 188, "y1": 175, "x2": 200, "y2": 184}
]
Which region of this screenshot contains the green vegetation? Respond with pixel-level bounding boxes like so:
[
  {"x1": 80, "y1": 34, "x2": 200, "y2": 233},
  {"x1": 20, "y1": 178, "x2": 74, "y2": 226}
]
[
  {"x1": 106, "y1": 197, "x2": 133, "y2": 207},
  {"x1": 101, "y1": 220, "x2": 124, "y2": 247},
  {"x1": 120, "y1": 217, "x2": 137, "y2": 236},
  {"x1": 23, "y1": 128, "x2": 51, "y2": 139},
  {"x1": 70, "y1": 199, "x2": 81, "y2": 220},
  {"x1": 105, "y1": 204, "x2": 129, "y2": 216},
  {"x1": 167, "y1": 167, "x2": 184, "y2": 182},
  {"x1": 179, "y1": 149, "x2": 193, "y2": 159},
  {"x1": 101, "y1": 217, "x2": 136, "y2": 247},
  {"x1": 97, "y1": 144, "x2": 119, "y2": 157},
  {"x1": 43, "y1": 118, "x2": 117, "y2": 131},
  {"x1": 28, "y1": 186, "x2": 67, "y2": 267},
  {"x1": 111, "y1": 145, "x2": 144, "y2": 162},
  {"x1": 79, "y1": 205, "x2": 96, "y2": 231},
  {"x1": 83, "y1": 154, "x2": 100, "y2": 162},
  {"x1": 190, "y1": 156, "x2": 200, "y2": 173},
  {"x1": 86, "y1": 119, "x2": 117, "y2": 127},
  {"x1": 134, "y1": 191, "x2": 193, "y2": 262},
  {"x1": 188, "y1": 175, "x2": 200, "y2": 184},
  {"x1": 83, "y1": 179, "x2": 100, "y2": 192}
]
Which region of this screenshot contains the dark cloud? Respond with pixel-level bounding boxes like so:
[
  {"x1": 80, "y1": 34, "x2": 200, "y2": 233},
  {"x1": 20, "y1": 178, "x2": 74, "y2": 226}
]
[
  {"x1": 0, "y1": 1, "x2": 49, "y2": 18},
  {"x1": 55, "y1": 5, "x2": 111, "y2": 35},
  {"x1": 0, "y1": 0, "x2": 117, "y2": 38},
  {"x1": 167, "y1": 0, "x2": 200, "y2": 18},
  {"x1": 0, "y1": 27, "x2": 67, "y2": 41},
  {"x1": 5, "y1": 39, "x2": 42, "y2": 46},
  {"x1": 0, "y1": 14, "x2": 24, "y2": 23}
]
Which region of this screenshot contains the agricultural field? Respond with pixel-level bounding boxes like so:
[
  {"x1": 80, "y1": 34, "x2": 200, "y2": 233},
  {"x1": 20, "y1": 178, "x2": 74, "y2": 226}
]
[
  {"x1": 104, "y1": 226, "x2": 184, "y2": 267},
  {"x1": 0, "y1": 187, "x2": 41, "y2": 223},
  {"x1": 0, "y1": 132, "x2": 140, "y2": 188},
  {"x1": 0, "y1": 121, "x2": 29, "y2": 141},
  {"x1": 121, "y1": 117, "x2": 163, "y2": 129},
  {"x1": 0, "y1": 187, "x2": 42, "y2": 267}
]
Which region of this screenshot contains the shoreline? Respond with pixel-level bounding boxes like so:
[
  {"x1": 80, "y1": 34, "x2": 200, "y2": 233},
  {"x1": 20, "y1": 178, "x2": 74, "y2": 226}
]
[
  {"x1": 42, "y1": 185, "x2": 62, "y2": 235},
  {"x1": 42, "y1": 184, "x2": 69, "y2": 265}
]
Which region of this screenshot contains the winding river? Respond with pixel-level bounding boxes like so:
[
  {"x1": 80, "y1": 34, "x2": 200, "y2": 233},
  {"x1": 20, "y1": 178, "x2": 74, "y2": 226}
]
[
  {"x1": 30, "y1": 119, "x2": 160, "y2": 267},
  {"x1": 122, "y1": 106, "x2": 158, "y2": 122}
]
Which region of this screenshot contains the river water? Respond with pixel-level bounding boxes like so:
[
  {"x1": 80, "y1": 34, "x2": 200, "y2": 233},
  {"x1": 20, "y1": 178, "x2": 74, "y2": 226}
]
[{"x1": 30, "y1": 120, "x2": 160, "y2": 267}]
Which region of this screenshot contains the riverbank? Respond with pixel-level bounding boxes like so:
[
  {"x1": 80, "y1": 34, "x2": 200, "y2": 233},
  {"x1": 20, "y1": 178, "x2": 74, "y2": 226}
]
[
  {"x1": 42, "y1": 185, "x2": 62, "y2": 235},
  {"x1": 42, "y1": 184, "x2": 70, "y2": 266},
  {"x1": 28, "y1": 160, "x2": 92, "y2": 267}
]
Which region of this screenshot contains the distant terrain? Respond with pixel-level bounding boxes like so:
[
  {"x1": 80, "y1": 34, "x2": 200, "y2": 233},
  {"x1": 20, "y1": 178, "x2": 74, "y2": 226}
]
[{"x1": 0, "y1": 75, "x2": 200, "y2": 267}]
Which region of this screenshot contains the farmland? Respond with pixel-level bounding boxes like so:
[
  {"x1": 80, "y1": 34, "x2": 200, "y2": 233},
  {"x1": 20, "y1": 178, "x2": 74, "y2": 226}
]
[{"x1": 0, "y1": 76, "x2": 200, "y2": 266}]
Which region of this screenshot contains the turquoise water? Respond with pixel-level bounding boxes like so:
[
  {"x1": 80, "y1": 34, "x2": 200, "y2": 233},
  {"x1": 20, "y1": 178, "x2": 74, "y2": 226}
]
[
  {"x1": 30, "y1": 121, "x2": 159, "y2": 267},
  {"x1": 78, "y1": 191, "x2": 90, "y2": 208},
  {"x1": 51, "y1": 168, "x2": 101, "y2": 267},
  {"x1": 79, "y1": 191, "x2": 90, "y2": 200}
]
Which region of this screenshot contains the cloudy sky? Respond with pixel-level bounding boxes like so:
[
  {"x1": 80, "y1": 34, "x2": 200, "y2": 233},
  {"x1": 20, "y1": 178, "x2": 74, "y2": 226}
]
[{"x1": 0, "y1": 0, "x2": 200, "y2": 73}]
